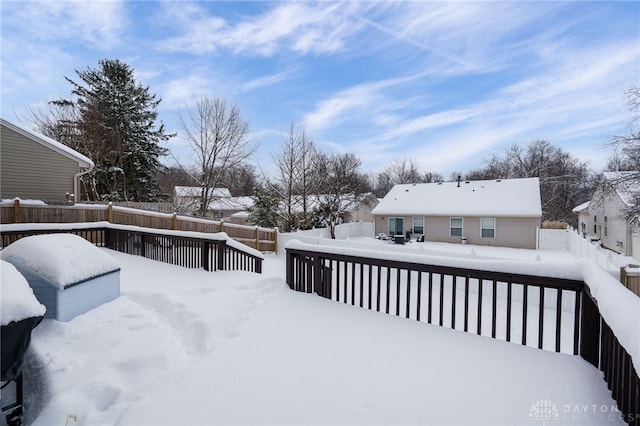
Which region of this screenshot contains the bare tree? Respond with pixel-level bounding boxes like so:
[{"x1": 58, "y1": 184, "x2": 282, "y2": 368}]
[
  {"x1": 373, "y1": 158, "x2": 442, "y2": 197},
  {"x1": 466, "y1": 140, "x2": 595, "y2": 224},
  {"x1": 314, "y1": 152, "x2": 370, "y2": 239},
  {"x1": 179, "y1": 97, "x2": 255, "y2": 216},
  {"x1": 269, "y1": 123, "x2": 321, "y2": 231},
  {"x1": 606, "y1": 85, "x2": 640, "y2": 218}
]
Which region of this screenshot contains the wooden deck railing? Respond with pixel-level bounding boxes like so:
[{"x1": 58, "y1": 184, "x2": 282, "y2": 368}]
[
  {"x1": 286, "y1": 244, "x2": 639, "y2": 425},
  {"x1": 0, "y1": 224, "x2": 262, "y2": 274}
]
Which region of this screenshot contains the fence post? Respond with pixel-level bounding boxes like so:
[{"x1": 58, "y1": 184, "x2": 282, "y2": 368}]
[
  {"x1": 580, "y1": 288, "x2": 601, "y2": 368},
  {"x1": 172, "y1": 213, "x2": 178, "y2": 230},
  {"x1": 255, "y1": 226, "x2": 260, "y2": 251},
  {"x1": 13, "y1": 198, "x2": 21, "y2": 223},
  {"x1": 107, "y1": 202, "x2": 113, "y2": 223},
  {"x1": 219, "y1": 220, "x2": 225, "y2": 234},
  {"x1": 273, "y1": 228, "x2": 279, "y2": 254},
  {"x1": 217, "y1": 239, "x2": 226, "y2": 270}
]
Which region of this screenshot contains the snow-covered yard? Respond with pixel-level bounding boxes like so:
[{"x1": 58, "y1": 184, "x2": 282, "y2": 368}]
[{"x1": 6, "y1": 239, "x2": 632, "y2": 425}]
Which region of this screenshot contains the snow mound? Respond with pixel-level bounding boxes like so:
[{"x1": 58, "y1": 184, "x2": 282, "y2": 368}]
[
  {"x1": 0, "y1": 234, "x2": 120, "y2": 289},
  {"x1": 1, "y1": 260, "x2": 46, "y2": 325}
]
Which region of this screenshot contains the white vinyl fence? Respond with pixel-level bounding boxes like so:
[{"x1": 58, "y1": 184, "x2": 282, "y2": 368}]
[
  {"x1": 537, "y1": 227, "x2": 634, "y2": 273},
  {"x1": 278, "y1": 222, "x2": 374, "y2": 253}
]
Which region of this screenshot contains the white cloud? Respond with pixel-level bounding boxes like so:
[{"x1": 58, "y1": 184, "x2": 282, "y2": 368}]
[
  {"x1": 6, "y1": 0, "x2": 128, "y2": 49},
  {"x1": 240, "y1": 66, "x2": 300, "y2": 92},
  {"x1": 160, "y1": 1, "x2": 367, "y2": 57}
]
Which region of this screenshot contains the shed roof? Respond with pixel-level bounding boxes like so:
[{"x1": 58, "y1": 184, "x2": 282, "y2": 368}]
[
  {"x1": 572, "y1": 201, "x2": 590, "y2": 213},
  {"x1": 174, "y1": 186, "x2": 232, "y2": 198},
  {"x1": 372, "y1": 177, "x2": 542, "y2": 217},
  {"x1": 1, "y1": 118, "x2": 94, "y2": 168}
]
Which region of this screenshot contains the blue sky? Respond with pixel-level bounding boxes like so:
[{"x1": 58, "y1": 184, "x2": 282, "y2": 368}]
[{"x1": 1, "y1": 1, "x2": 638, "y2": 178}]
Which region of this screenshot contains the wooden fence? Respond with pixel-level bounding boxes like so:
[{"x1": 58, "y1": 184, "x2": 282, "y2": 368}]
[
  {"x1": 286, "y1": 243, "x2": 639, "y2": 425},
  {"x1": 1, "y1": 199, "x2": 277, "y2": 252},
  {"x1": 0, "y1": 224, "x2": 262, "y2": 274}
]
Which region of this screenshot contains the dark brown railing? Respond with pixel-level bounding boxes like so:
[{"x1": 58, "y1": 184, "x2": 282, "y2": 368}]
[
  {"x1": 286, "y1": 245, "x2": 639, "y2": 425},
  {"x1": 0, "y1": 225, "x2": 262, "y2": 273}
]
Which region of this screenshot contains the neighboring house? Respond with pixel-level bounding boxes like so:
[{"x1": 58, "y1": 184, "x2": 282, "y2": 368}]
[
  {"x1": 292, "y1": 193, "x2": 379, "y2": 224},
  {"x1": 0, "y1": 118, "x2": 94, "y2": 201},
  {"x1": 173, "y1": 186, "x2": 233, "y2": 216},
  {"x1": 371, "y1": 177, "x2": 542, "y2": 249},
  {"x1": 575, "y1": 172, "x2": 639, "y2": 257},
  {"x1": 207, "y1": 196, "x2": 255, "y2": 220},
  {"x1": 572, "y1": 201, "x2": 591, "y2": 237}
]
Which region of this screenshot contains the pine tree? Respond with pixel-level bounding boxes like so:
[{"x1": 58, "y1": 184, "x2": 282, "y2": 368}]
[
  {"x1": 248, "y1": 184, "x2": 279, "y2": 228},
  {"x1": 63, "y1": 59, "x2": 172, "y2": 201}
]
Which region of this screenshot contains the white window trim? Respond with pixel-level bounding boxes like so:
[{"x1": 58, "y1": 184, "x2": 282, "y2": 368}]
[
  {"x1": 480, "y1": 217, "x2": 496, "y2": 239},
  {"x1": 450, "y1": 217, "x2": 463, "y2": 237},
  {"x1": 412, "y1": 216, "x2": 425, "y2": 235}
]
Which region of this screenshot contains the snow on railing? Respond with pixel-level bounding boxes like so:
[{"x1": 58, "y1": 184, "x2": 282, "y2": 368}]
[
  {"x1": 538, "y1": 227, "x2": 625, "y2": 273},
  {"x1": 0, "y1": 222, "x2": 263, "y2": 273}
]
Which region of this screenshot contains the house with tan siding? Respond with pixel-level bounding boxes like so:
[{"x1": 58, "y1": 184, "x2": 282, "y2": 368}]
[
  {"x1": 371, "y1": 177, "x2": 542, "y2": 249},
  {"x1": 1, "y1": 118, "x2": 94, "y2": 201}
]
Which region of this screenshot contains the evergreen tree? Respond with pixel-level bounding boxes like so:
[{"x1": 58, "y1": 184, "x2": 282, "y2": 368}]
[
  {"x1": 61, "y1": 59, "x2": 172, "y2": 201},
  {"x1": 248, "y1": 184, "x2": 279, "y2": 228}
]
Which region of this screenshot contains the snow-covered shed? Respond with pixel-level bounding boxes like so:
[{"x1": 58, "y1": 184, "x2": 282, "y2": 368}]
[
  {"x1": 0, "y1": 234, "x2": 120, "y2": 322},
  {"x1": 371, "y1": 177, "x2": 542, "y2": 249}
]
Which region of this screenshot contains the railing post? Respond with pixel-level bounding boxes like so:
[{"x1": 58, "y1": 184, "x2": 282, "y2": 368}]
[
  {"x1": 202, "y1": 241, "x2": 210, "y2": 271},
  {"x1": 580, "y1": 288, "x2": 601, "y2": 368},
  {"x1": 286, "y1": 249, "x2": 294, "y2": 289},
  {"x1": 107, "y1": 202, "x2": 114, "y2": 223},
  {"x1": 217, "y1": 239, "x2": 226, "y2": 271},
  {"x1": 104, "y1": 228, "x2": 112, "y2": 250},
  {"x1": 313, "y1": 254, "x2": 323, "y2": 297}
]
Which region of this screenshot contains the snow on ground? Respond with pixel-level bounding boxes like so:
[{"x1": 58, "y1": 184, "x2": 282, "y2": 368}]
[{"x1": 16, "y1": 239, "x2": 626, "y2": 426}]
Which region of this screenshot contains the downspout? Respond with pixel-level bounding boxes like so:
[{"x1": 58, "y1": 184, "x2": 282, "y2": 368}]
[{"x1": 74, "y1": 163, "x2": 94, "y2": 202}]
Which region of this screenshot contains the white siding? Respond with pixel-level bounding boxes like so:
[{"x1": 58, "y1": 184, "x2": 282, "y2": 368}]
[{"x1": 589, "y1": 186, "x2": 630, "y2": 255}]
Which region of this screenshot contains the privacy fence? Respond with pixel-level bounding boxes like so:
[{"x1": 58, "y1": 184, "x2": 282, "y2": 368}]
[
  {"x1": 0, "y1": 222, "x2": 263, "y2": 273},
  {"x1": 286, "y1": 241, "x2": 639, "y2": 425},
  {"x1": 1, "y1": 199, "x2": 277, "y2": 252}
]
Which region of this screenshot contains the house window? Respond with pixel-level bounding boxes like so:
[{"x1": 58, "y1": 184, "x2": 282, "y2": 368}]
[
  {"x1": 412, "y1": 217, "x2": 424, "y2": 235},
  {"x1": 604, "y1": 217, "x2": 608, "y2": 237},
  {"x1": 481, "y1": 218, "x2": 496, "y2": 238},
  {"x1": 389, "y1": 217, "x2": 404, "y2": 236},
  {"x1": 450, "y1": 217, "x2": 463, "y2": 237},
  {"x1": 593, "y1": 215, "x2": 597, "y2": 234}
]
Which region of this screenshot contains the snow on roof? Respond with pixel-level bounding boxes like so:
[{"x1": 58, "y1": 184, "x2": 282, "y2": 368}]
[
  {"x1": 174, "y1": 186, "x2": 232, "y2": 198},
  {"x1": 0, "y1": 234, "x2": 120, "y2": 289},
  {"x1": 603, "y1": 171, "x2": 640, "y2": 207},
  {"x1": 372, "y1": 177, "x2": 542, "y2": 217},
  {"x1": 230, "y1": 211, "x2": 250, "y2": 218},
  {"x1": 1, "y1": 118, "x2": 94, "y2": 168},
  {"x1": 572, "y1": 201, "x2": 590, "y2": 213},
  {"x1": 1, "y1": 260, "x2": 46, "y2": 325},
  {"x1": 208, "y1": 196, "x2": 255, "y2": 211}
]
